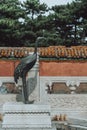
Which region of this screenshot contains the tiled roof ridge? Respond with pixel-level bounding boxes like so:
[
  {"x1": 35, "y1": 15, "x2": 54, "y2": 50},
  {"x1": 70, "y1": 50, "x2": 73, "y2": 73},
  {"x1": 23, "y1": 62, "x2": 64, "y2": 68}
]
[{"x1": 0, "y1": 46, "x2": 87, "y2": 59}]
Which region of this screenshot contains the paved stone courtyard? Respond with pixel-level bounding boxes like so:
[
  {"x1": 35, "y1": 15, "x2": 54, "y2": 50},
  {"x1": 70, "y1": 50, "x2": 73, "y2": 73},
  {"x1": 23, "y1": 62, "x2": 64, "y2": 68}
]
[
  {"x1": 48, "y1": 94, "x2": 87, "y2": 109},
  {"x1": 0, "y1": 94, "x2": 87, "y2": 116},
  {"x1": 48, "y1": 94, "x2": 87, "y2": 118},
  {"x1": 0, "y1": 94, "x2": 16, "y2": 113}
]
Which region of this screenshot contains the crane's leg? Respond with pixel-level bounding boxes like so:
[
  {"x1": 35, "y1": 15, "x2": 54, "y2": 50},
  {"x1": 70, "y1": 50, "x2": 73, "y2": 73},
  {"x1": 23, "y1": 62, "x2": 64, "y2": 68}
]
[{"x1": 22, "y1": 75, "x2": 29, "y2": 104}]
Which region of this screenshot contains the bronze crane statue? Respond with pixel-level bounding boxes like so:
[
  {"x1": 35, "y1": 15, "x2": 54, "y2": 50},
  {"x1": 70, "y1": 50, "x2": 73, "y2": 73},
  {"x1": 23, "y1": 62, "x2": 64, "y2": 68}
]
[{"x1": 14, "y1": 37, "x2": 43, "y2": 104}]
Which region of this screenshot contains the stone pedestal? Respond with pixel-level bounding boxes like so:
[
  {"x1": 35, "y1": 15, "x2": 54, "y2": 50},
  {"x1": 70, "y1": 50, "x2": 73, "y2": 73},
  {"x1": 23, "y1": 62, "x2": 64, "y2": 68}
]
[{"x1": 2, "y1": 103, "x2": 55, "y2": 130}]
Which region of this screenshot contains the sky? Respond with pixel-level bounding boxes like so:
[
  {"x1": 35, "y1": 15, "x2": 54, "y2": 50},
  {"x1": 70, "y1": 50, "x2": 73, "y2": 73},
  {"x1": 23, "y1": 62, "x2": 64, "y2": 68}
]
[
  {"x1": 21, "y1": 0, "x2": 74, "y2": 7},
  {"x1": 40, "y1": 0, "x2": 74, "y2": 7}
]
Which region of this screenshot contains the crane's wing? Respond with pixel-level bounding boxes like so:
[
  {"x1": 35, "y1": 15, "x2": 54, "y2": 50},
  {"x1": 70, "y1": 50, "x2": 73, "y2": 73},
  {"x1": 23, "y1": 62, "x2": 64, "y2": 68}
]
[
  {"x1": 14, "y1": 62, "x2": 26, "y2": 83},
  {"x1": 14, "y1": 54, "x2": 37, "y2": 83}
]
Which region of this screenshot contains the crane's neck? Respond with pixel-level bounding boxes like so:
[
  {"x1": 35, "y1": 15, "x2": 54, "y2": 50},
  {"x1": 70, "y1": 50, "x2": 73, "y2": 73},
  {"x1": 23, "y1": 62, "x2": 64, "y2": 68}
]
[
  {"x1": 34, "y1": 37, "x2": 44, "y2": 54},
  {"x1": 34, "y1": 39, "x2": 38, "y2": 54}
]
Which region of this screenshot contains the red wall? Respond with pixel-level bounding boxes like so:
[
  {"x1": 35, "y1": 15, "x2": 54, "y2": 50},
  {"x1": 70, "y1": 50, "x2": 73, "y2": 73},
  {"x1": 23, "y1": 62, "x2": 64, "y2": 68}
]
[
  {"x1": 40, "y1": 61, "x2": 87, "y2": 76},
  {"x1": 0, "y1": 60, "x2": 20, "y2": 76},
  {"x1": 0, "y1": 60, "x2": 87, "y2": 76}
]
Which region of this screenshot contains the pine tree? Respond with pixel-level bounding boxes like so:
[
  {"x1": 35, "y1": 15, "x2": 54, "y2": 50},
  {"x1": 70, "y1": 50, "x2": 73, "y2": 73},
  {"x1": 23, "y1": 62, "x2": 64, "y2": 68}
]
[{"x1": 0, "y1": 0, "x2": 24, "y2": 46}]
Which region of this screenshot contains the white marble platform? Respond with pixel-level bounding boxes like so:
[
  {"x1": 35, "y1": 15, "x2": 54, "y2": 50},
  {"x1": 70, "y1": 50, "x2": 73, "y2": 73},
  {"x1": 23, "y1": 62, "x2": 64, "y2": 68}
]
[{"x1": 2, "y1": 102, "x2": 55, "y2": 130}]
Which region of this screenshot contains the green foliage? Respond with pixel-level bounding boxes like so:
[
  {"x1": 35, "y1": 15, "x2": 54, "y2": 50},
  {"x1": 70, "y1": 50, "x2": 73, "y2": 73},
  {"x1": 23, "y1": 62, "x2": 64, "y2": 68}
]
[
  {"x1": 23, "y1": 0, "x2": 47, "y2": 20},
  {"x1": 0, "y1": 0, "x2": 87, "y2": 47},
  {"x1": 0, "y1": 0, "x2": 24, "y2": 46}
]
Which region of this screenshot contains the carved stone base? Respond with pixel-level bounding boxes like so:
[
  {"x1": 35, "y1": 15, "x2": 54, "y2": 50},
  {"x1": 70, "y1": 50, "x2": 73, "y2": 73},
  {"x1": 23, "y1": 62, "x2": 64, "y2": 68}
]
[{"x1": 2, "y1": 102, "x2": 55, "y2": 130}]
